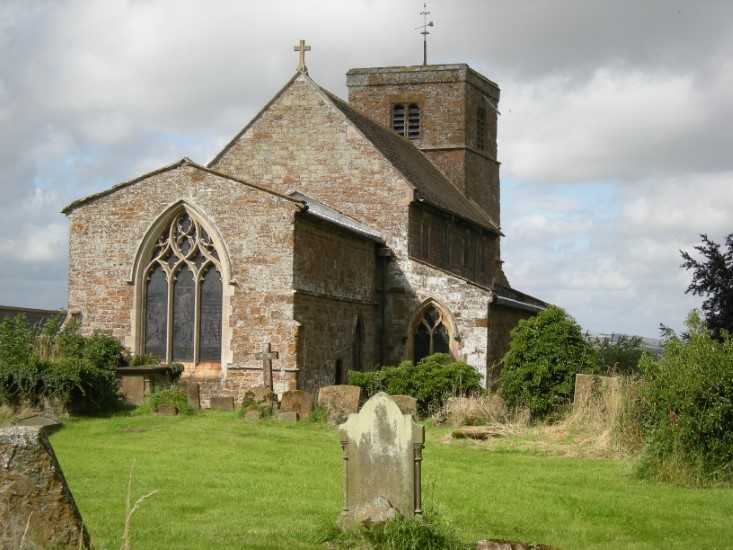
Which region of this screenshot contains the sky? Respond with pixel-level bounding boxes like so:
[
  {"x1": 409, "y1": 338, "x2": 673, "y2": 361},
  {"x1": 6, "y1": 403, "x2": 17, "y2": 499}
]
[{"x1": 1, "y1": 0, "x2": 732, "y2": 338}]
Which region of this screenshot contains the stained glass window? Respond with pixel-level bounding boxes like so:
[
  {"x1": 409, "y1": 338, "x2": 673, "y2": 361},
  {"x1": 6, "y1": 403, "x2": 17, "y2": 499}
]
[{"x1": 142, "y1": 211, "x2": 222, "y2": 364}]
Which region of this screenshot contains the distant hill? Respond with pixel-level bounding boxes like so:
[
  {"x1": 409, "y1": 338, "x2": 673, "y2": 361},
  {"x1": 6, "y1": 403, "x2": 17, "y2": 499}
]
[{"x1": 585, "y1": 332, "x2": 664, "y2": 355}]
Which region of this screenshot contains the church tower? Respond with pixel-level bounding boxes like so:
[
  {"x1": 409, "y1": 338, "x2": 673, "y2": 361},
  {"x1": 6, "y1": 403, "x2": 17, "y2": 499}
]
[{"x1": 346, "y1": 64, "x2": 501, "y2": 226}]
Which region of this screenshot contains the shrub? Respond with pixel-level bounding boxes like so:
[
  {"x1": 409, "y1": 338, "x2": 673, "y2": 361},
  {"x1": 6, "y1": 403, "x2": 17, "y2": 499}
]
[
  {"x1": 637, "y1": 310, "x2": 733, "y2": 486},
  {"x1": 348, "y1": 353, "x2": 482, "y2": 416},
  {"x1": 498, "y1": 306, "x2": 595, "y2": 421},
  {"x1": 0, "y1": 314, "x2": 121, "y2": 413},
  {"x1": 133, "y1": 384, "x2": 196, "y2": 416}
]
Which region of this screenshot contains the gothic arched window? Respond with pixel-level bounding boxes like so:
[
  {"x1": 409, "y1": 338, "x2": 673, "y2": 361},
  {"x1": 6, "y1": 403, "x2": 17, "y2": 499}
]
[
  {"x1": 143, "y1": 211, "x2": 223, "y2": 364},
  {"x1": 412, "y1": 305, "x2": 451, "y2": 363}
]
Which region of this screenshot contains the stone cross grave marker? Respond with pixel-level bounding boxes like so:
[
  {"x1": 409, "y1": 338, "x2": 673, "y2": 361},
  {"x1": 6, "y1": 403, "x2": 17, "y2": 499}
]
[
  {"x1": 255, "y1": 343, "x2": 279, "y2": 391},
  {"x1": 338, "y1": 392, "x2": 425, "y2": 527}
]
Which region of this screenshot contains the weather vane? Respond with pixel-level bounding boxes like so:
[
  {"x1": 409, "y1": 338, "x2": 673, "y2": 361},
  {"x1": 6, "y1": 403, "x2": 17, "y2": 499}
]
[{"x1": 416, "y1": 3, "x2": 434, "y2": 66}]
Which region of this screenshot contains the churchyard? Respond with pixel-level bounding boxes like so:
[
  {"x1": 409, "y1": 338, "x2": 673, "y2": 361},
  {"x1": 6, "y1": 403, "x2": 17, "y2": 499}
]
[{"x1": 33, "y1": 408, "x2": 732, "y2": 549}]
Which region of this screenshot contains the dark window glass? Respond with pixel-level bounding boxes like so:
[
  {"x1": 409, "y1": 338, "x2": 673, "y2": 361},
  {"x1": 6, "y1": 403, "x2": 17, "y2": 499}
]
[
  {"x1": 199, "y1": 266, "x2": 222, "y2": 362},
  {"x1": 172, "y1": 266, "x2": 195, "y2": 362},
  {"x1": 143, "y1": 211, "x2": 223, "y2": 364},
  {"x1": 434, "y1": 323, "x2": 450, "y2": 354},
  {"x1": 145, "y1": 265, "x2": 168, "y2": 360},
  {"x1": 414, "y1": 323, "x2": 430, "y2": 364},
  {"x1": 413, "y1": 305, "x2": 451, "y2": 362},
  {"x1": 335, "y1": 359, "x2": 344, "y2": 385}
]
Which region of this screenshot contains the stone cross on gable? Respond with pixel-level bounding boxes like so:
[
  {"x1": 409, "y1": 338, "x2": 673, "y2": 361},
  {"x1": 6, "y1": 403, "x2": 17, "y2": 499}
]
[
  {"x1": 293, "y1": 39, "x2": 311, "y2": 72},
  {"x1": 255, "y1": 343, "x2": 279, "y2": 391}
]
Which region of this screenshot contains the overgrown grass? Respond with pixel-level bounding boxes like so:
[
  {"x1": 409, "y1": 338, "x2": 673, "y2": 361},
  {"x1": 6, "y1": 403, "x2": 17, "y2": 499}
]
[{"x1": 49, "y1": 412, "x2": 733, "y2": 549}]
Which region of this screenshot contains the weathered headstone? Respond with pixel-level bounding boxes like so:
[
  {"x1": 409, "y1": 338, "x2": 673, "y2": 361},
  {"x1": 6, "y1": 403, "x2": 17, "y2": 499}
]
[
  {"x1": 242, "y1": 387, "x2": 277, "y2": 415},
  {"x1": 209, "y1": 396, "x2": 235, "y2": 411},
  {"x1": 318, "y1": 385, "x2": 361, "y2": 423},
  {"x1": 180, "y1": 381, "x2": 201, "y2": 410},
  {"x1": 280, "y1": 390, "x2": 314, "y2": 419},
  {"x1": 338, "y1": 392, "x2": 425, "y2": 527},
  {"x1": 155, "y1": 404, "x2": 178, "y2": 416},
  {"x1": 278, "y1": 411, "x2": 299, "y2": 423},
  {"x1": 390, "y1": 395, "x2": 418, "y2": 417},
  {"x1": 0, "y1": 426, "x2": 92, "y2": 549}
]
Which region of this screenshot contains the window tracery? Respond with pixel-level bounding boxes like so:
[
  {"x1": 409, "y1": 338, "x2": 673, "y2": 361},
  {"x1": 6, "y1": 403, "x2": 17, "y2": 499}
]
[
  {"x1": 412, "y1": 304, "x2": 451, "y2": 363},
  {"x1": 143, "y1": 211, "x2": 222, "y2": 363}
]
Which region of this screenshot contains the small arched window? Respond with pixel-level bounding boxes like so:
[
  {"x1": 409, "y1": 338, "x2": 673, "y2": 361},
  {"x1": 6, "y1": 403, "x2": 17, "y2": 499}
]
[
  {"x1": 412, "y1": 305, "x2": 451, "y2": 363},
  {"x1": 392, "y1": 103, "x2": 420, "y2": 139},
  {"x1": 143, "y1": 211, "x2": 223, "y2": 364}
]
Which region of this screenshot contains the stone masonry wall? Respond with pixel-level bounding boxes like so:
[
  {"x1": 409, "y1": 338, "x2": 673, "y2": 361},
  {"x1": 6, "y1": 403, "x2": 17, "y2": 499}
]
[
  {"x1": 346, "y1": 65, "x2": 501, "y2": 223},
  {"x1": 210, "y1": 73, "x2": 499, "y2": 381},
  {"x1": 293, "y1": 214, "x2": 379, "y2": 393},
  {"x1": 66, "y1": 163, "x2": 302, "y2": 398}
]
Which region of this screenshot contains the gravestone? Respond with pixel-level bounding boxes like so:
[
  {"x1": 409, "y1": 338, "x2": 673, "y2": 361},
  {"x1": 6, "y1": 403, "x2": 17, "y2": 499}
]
[
  {"x1": 180, "y1": 381, "x2": 201, "y2": 409},
  {"x1": 242, "y1": 387, "x2": 277, "y2": 415},
  {"x1": 318, "y1": 385, "x2": 361, "y2": 423},
  {"x1": 280, "y1": 390, "x2": 314, "y2": 419},
  {"x1": 338, "y1": 392, "x2": 425, "y2": 527},
  {"x1": 0, "y1": 426, "x2": 92, "y2": 549},
  {"x1": 209, "y1": 396, "x2": 235, "y2": 411},
  {"x1": 156, "y1": 404, "x2": 178, "y2": 416},
  {"x1": 278, "y1": 412, "x2": 299, "y2": 423},
  {"x1": 390, "y1": 395, "x2": 418, "y2": 417}
]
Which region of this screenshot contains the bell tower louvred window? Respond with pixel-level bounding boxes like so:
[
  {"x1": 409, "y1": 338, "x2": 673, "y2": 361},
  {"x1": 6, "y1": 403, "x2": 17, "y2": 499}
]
[
  {"x1": 392, "y1": 103, "x2": 420, "y2": 139},
  {"x1": 143, "y1": 211, "x2": 222, "y2": 364}
]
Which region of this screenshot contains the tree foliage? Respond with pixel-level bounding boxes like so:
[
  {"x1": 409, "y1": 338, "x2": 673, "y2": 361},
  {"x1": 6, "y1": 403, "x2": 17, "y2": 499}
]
[
  {"x1": 498, "y1": 306, "x2": 595, "y2": 420},
  {"x1": 591, "y1": 334, "x2": 644, "y2": 375},
  {"x1": 681, "y1": 233, "x2": 733, "y2": 340},
  {"x1": 638, "y1": 310, "x2": 733, "y2": 486}
]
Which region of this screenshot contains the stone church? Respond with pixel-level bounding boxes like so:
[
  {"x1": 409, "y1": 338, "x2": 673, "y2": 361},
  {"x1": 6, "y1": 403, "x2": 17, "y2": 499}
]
[{"x1": 63, "y1": 46, "x2": 544, "y2": 406}]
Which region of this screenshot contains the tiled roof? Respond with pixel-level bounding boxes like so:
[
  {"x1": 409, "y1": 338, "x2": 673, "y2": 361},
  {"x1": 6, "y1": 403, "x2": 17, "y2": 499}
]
[
  {"x1": 318, "y1": 86, "x2": 500, "y2": 233},
  {"x1": 290, "y1": 192, "x2": 385, "y2": 243}
]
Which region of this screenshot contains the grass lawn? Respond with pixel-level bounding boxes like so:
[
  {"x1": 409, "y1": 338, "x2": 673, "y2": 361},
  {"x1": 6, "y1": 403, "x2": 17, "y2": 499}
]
[{"x1": 49, "y1": 411, "x2": 733, "y2": 550}]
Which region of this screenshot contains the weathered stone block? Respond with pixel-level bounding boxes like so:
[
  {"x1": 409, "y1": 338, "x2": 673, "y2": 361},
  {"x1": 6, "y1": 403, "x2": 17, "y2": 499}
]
[
  {"x1": 180, "y1": 381, "x2": 201, "y2": 409},
  {"x1": 209, "y1": 396, "x2": 235, "y2": 411},
  {"x1": 278, "y1": 411, "x2": 299, "y2": 423},
  {"x1": 0, "y1": 426, "x2": 92, "y2": 549},
  {"x1": 280, "y1": 390, "x2": 314, "y2": 418},
  {"x1": 156, "y1": 404, "x2": 178, "y2": 416},
  {"x1": 318, "y1": 385, "x2": 361, "y2": 423}
]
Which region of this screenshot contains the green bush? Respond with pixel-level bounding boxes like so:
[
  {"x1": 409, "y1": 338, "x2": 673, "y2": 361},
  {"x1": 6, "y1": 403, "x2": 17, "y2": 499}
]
[
  {"x1": 133, "y1": 384, "x2": 196, "y2": 416},
  {"x1": 348, "y1": 353, "x2": 482, "y2": 416},
  {"x1": 0, "y1": 314, "x2": 121, "y2": 413},
  {"x1": 637, "y1": 310, "x2": 733, "y2": 486},
  {"x1": 498, "y1": 306, "x2": 595, "y2": 421}
]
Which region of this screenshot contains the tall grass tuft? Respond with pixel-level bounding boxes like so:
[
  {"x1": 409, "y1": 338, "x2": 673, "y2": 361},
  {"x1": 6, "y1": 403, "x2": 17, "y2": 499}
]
[{"x1": 121, "y1": 461, "x2": 157, "y2": 550}]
